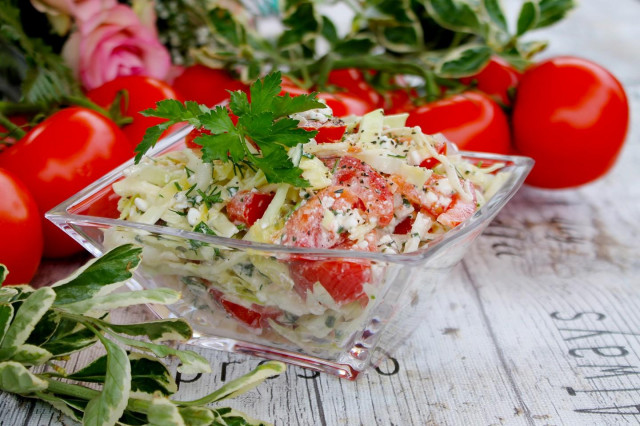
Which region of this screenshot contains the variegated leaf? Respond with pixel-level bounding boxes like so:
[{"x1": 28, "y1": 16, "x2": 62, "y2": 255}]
[
  {"x1": 57, "y1": 289, "x2": 180, "y2": 315},
  {"x1": 0, "y1": 287, "x2": 56, "y2": 356},
  {"x1": 82, "y1": 336, "x2": 131, "y2": 426},
  {"x1": 52, "y1": 244, "x2": 142, "y2": 305},
  {"x1": 0, "y1": 361, "x2": 48, "y2": 394}
]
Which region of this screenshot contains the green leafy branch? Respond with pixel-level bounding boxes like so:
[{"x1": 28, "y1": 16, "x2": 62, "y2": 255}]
[
  {"x1": 0, "y1": 244, "x2": 285, "y2": 426},
  {"x1": 136, "y1": 71, "x2": 324, "y2": 187},
  {"x1": 174, "y1": 0, "x2": 575, "y2": 99}
]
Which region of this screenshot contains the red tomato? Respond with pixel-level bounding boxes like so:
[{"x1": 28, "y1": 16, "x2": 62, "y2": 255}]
[
  {"x1": 460, "y1": 56, "x2": 521, "y2": 106},
  {"x1": 406, "y1": 91, "x2": 513, "y2": 155},
  {"x1": 226, "y1": 191, "x2": 275, "y2": 227},
  {"x1": 382, "y1": 87, "x2": 418, "y2": 114},
  {"x1": 282, "y1": 186, "x2": 362, "y2": 249},
  {"x1": 0, "y1": 168, "x2": 43, "y2": 285},
  {"x1": 0, "y1": 107, "x2": 132, "y2": 257},
  {"x1": 279, "y1": 85, "x2": 371, "y2": 117},
  {"x1": 393, "y1": 215, "x2": 414, "y2": 235},
  {"x1": 210, "y1": 289, "x2": 281, "y2": 329},
  {"x1": 87, "y1": 76, "x2": 183, "y2": 146},
  {"x1": 330, "y1": 156, "x2": 394, "y2": 226},
  {"x1": 300, "y1": 117, "x2": 347, "y2": 143},
  {"x1": 173, "y1": 65, "x2": 248, "y2": 107},
  {"x1": 185, "y1": 127, "x2": 211, "y2": 148},
  {"x1": 512, "y1": 56, "x2": 629, "y2": 189},
  {"x1": 318, "y1": 92, "x2": 371, "y2": 117},
  {"x1": 327, "y1": 68, "x2": 382, "y2": 109},
  {"x1": 0, "y1": 115, "x2": 30, "y2": 151},
  {"x1": 289, "y1": 257, "x2": 371, "y2": 304},
  {"x1": 419, "y1": 138, "x2": 447, "y2": 169}
]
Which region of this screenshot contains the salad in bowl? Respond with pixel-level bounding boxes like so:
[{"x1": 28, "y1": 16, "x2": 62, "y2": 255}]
[{"x1": 48, "y1": 73, "x2": 532, "y2": 378}]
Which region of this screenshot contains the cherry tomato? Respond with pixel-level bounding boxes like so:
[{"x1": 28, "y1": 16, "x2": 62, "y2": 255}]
[
  {"x1": 0, "y1": 107, "x2": 132, "y2": 257},
  {"x1": 327, "y1": 68, "x2": 382, "y2": 109},
  {"x1": 330, "y1": 156, "x2": 394, "y2": 226},
  {"x1": 185, "y1": 127, "x2": 211, "y2": 148},
  {"x1": 87, "y1": 76, "x2": 183, "y2": 146},
  {"x1": 382, "y1": 87, "x2": 418, "y2": 114},
  {"x1": 318, "y1": 92, "x2": 371, "y2": 117},
  {"x1": 0, "y1": 115, "x2": 30, "y2": 151},
  {"x1": 173, "y1": 65, "x2": 248, "y2": 107},
  {"x1": 512, "y1": 56, "x2": 629, "y2": 189},
  {"x1": 226, "y1": 190, "x2": 275, "y2": 227},
  {"x1": 406, "y1": 91, "x2": 513, "y2": 154},
  {"x1": 0, "y1": 168, "x2": 43, "y2": 285},
  {"x1": 460, "y1": 56, "x2": 521, "y2": 107},
  {"x1": 300, "y1": 117, "x2": 347, "y2": 143},
  {"x1": 279, "y1": 85, "x2": 371, "y2": 117}
]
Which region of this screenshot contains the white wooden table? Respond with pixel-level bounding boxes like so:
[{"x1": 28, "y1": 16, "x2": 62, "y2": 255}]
[{"x1": 3, "y1": 1, "x2": 640, "y2": 424}]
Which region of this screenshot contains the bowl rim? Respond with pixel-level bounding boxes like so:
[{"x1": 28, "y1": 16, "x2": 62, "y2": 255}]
[{"x1": 46, "y1": 124, "x2": 534, "y2": 266}]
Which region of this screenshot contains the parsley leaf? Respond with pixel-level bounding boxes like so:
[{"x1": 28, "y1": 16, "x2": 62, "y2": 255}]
[{"x1": 135, "y1": 71, "x2": 325, "y2": 187}]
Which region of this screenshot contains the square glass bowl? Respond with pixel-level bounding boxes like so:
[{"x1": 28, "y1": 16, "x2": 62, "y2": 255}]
[{"x1": 47, "y1": 126, "x2": 533, "y2": 379}]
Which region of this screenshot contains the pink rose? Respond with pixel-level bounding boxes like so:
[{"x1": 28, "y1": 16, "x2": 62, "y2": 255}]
[
  {"x1": 30, "y1": 0, "x2": 116, "y2": 22},
  {"x1": 62, "y1": 5, "x2": 171, "y2": 90}
]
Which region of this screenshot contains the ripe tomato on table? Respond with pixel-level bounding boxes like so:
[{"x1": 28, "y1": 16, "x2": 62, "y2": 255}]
[
  {"x1": 0, "y1": 168, "x2": 43, "y2": 285},
  {"x1": 173, "y1": 65, "x2": 248, "y2": 107},
  {"x1": 87, "y1": 75, "x2": 183, "y2": 146},
  {"x1": 512, "y1": 56, "x2": 629, "y2": 189},
  {"x1": 327, "y1": 68, "x2": 382, "y2": 110},
  {"x1": 279, "y1": 83, "x2": 371, "y2": 117},
  {"x1": 460, "y1": 56, "x2": 521, "y2": 107},
  {"x1": 0, "y1": 107, "x2": 132, "y2": 258},
  {"x1": 406, "y1": 91, "x2": 513, "y2": 155}
]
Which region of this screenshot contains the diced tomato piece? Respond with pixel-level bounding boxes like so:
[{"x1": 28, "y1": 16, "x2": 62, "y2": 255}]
[
  {"x1": 436, "y1": 180, "x2": 477, "y2": 228},
  {"x1": 330, "y1": 156, "x2": 394, "y2": 226},
  {"x1": 418, "y1": 139, "x2": 448, "y2": 169},
  {"x1": 226, "y1": 191, "x2": 275, "y2": 226},
  {"x1": 210, "y1": 289, "x2": 281, "y2": 329},
  {"x1": 289, "y1": 258, "x2": 371, "y2": 304},
  {"x1": 390, "y1": 173, "x2": 476, "y2": 229},
  {"x1": 301, "y1": 117, "x2": 347, "y2": 143},
  {"x1": 282, "y1": 186, "x2": 362, "y2": 249},
  {"x1": 393, "y1": 215, "x2": 414, "y2": 235}
]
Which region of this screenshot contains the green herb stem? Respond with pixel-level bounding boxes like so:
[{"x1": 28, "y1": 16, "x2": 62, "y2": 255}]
[{"x1": 44, "y1": 377, "x2": 101, "y2": 401}]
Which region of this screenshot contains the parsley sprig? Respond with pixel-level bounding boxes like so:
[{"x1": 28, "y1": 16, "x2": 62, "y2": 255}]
[{"x1": 136, "y1": 72, "x2": 325, "y2": 187}]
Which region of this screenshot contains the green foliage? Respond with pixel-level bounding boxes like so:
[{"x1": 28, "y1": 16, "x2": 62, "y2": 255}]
[
  {"x1": 0, "y1": 244, "x2": 285, "y2": 425},
  {"x1": 171, "y1": 0, "x2": 575, "y2": 101},
  {"x1": 137, "y1": 72, "x2": 324, "y2": 187}
]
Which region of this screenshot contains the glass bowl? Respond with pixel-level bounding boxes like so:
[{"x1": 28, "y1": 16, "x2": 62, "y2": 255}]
[{"x1": 46, "y1": 125, "x2": 533, "y2": 379}]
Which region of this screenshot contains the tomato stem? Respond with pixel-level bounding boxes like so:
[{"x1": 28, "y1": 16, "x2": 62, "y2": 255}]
[{"x1": 0, "y1": 113, "x2": 26, "y2": 140}]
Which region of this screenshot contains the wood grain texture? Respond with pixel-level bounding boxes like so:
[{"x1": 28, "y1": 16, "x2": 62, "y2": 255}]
[{"x1": 2, "y1": 2, "x2": 640, "y2": 425}]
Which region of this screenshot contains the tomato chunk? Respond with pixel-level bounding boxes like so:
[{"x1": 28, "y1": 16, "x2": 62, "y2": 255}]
[
  {"x1": 226, "y1": 191, "x2": 275, "y2": 227},
  {"x1": 418, "y1": 139, "x2": 448, "y2": 169},
  {"x1": 282, "y1": 186, "x2": 362, "y2": 249},
  {"x1": 210, "y1": 289, "x2": 281, "y2": 330},
  {"x1": 300, "y1": 117, "x2": 347, "y2": 143},
  {"x1": 289, "y1": 258, "x2": 371, "y2": 304},
  {"x1": 330, "y1": 156, "x2": 394, "y2": 226}
]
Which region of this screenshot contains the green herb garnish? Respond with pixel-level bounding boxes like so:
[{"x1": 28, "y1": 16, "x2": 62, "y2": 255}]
[{"x1": 135, "y1": 72, "x2": 324, "y2": 187}]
